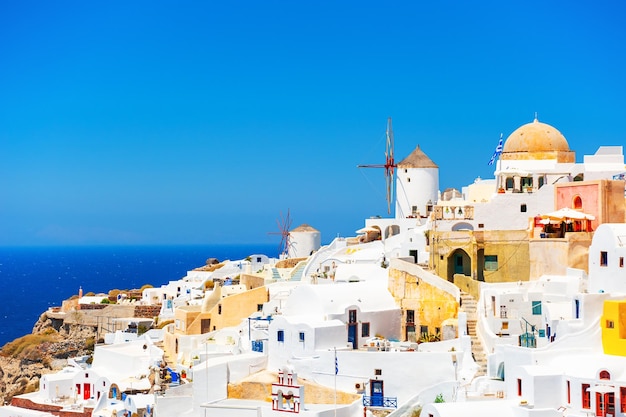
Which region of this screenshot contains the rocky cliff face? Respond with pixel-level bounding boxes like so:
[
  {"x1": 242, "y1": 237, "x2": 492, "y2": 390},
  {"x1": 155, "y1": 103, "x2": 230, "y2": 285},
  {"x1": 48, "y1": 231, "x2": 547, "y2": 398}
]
[{"x1": 0, "y1": 311, "x2": 97, "y2": 404}]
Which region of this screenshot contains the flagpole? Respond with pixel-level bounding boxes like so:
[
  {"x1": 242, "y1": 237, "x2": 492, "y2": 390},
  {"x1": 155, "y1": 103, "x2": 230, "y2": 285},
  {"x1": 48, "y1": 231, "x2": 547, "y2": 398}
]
[{"x1": 334, "y1": 347, "x2": 337, "y2": 417}]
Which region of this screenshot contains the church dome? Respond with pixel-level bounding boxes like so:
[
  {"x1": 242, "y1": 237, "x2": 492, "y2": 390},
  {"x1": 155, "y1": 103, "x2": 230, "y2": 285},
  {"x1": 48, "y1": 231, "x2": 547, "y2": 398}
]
[{"x1": 501, "y1": 117, "x2": 574, "y2": 162}]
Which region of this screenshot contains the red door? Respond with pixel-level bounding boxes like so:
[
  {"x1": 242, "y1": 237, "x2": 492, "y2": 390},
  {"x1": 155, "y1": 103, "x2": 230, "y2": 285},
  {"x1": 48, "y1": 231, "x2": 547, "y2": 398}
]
[
  {"x1": 596, "y1": 392, "x2": 616, "y2": 417},
  {"x1": 83, "y1": 383, "x2": 90, "y2": 400}
]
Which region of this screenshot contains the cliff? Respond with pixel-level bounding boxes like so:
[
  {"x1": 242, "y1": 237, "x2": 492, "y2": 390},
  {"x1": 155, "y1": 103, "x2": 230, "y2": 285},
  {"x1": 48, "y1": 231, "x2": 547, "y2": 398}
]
[{"x1": 0, "y1": 311, "x2": 98, "y2": 404}]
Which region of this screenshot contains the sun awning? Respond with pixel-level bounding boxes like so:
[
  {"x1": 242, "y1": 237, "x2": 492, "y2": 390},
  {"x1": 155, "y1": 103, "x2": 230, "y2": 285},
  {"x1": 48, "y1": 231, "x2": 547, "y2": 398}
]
[
  {"x1": 587, "y1": 384, "x2": 615, "y2": 393},
  {"x1": 541, "y1": 207, "x2": 595, "y2": 221},
  {"x1": 356, "y1": 226, "x2": 380, "y2": 234}
]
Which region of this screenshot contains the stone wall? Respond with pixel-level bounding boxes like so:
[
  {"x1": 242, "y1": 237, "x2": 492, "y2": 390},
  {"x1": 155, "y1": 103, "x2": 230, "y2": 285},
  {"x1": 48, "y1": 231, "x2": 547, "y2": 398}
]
[
  {"x1": 11, "y1": 396, "x2": 93, "y2": 417},
  {"x1": 134, "y1": 305, "x2": 162, "y2": 319}
]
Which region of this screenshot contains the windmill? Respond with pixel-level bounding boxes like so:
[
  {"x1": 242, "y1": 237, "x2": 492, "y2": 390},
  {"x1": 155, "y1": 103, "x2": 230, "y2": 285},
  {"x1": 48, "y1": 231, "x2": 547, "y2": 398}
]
[
  {"x1": 358, "y1": 117, "x2": 396, "y2": 214},
  {"x1": 268, "y1": 209, "x2": 293, "y2": 258}
]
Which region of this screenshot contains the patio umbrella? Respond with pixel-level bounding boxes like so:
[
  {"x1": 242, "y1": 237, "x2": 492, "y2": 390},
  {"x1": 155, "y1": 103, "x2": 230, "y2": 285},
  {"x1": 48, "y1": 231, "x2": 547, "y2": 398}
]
[
  {"x1": 540, "y1": 207, "x2": 595, "y2": 221},
  {"x1": 355, "y1": 226, "x2": 380, "y2": 234}
]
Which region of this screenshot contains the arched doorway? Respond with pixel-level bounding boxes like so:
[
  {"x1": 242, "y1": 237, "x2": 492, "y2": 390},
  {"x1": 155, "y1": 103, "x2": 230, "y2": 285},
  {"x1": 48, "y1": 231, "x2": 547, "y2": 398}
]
[{"x1": 447, "y1": 249, "x2": 471, "y2": 282}]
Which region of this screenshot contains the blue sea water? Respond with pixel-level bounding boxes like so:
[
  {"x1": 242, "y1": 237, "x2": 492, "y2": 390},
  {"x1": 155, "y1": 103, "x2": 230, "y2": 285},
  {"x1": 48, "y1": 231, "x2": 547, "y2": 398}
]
[{"x1": 0, "y1": 244, "x2": 275, "y2": 347}]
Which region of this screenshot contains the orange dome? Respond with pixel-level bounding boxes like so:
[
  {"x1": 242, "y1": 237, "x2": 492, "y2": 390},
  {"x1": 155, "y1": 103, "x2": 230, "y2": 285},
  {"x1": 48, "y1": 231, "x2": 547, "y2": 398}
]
[{"x1": 501, "y1": 117, "x2": 574, "y2": 162}]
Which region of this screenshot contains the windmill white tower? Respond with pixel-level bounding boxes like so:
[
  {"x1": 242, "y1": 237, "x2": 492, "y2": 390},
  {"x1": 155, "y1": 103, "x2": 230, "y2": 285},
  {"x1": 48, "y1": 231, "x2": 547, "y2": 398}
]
[
  {"x1": 288, "y1": 224, "x2": 321, "y2": 259},
  {"x1": 395, "y1": 145, "x2": 439, "y2": 219}
]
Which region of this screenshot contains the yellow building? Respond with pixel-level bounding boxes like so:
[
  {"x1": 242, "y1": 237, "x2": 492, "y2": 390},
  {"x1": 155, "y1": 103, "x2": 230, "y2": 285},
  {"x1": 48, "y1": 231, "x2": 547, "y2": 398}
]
[
  {"x1": 388, "y1": 259, "x2": 459, "y2": 342},
  {"x1": 601, "y1": 299, "x2": 626, "y2": 357},
  {"x1": 430, "y1": 229, "x2": 530, "y2": 300},
  {"x1": 173, "y1": 284, "x2": 268, "y2": 336},
  {"x1": 163, "y1": 278, "x2": 268, "y2": 362}
]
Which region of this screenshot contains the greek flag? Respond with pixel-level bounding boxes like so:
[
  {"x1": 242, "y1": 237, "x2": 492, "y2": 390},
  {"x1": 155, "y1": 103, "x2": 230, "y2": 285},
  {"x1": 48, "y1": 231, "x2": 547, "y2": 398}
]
[
  {"x1": 488, "y1": 134, "x2": 503, "y2": 165},
  {"x1": 335, "y1": 351, "x2": 338, "y2": 375}
]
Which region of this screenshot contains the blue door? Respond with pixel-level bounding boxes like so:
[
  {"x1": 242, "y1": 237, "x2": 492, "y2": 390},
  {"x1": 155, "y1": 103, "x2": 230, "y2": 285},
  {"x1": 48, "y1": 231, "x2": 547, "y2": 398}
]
[
  {"x1": 454, "y1": 254, "x2": 464, "y2": 274},
  {"x1": 370, "y1": 380, "x2": 384, "y2": 406},
  {"x1": 348, "y1": 324, "x2": 358, "y2": 349}
]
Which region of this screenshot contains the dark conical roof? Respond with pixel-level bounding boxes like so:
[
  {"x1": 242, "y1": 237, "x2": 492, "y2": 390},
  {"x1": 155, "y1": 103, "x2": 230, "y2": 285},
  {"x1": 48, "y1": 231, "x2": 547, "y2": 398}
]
[{"x1": 397, "y1": 145, "x2": 438, "y2": 168}]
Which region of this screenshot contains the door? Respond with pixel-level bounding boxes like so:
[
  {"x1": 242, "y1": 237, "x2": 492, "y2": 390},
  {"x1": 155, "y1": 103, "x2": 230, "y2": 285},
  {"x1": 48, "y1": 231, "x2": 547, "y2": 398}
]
[
  {"x1": 83, "y1": 383, "x2": 90, "y2": 400},
  {"x1": 201, "y1": 319, "x2": 211, "y2": 334},
  {"x1": 370, "y1": 380, "x2": 384, "y2": 407},
  {"x1": 454, "y1": 254, "x2": 464, "y2": 274},
  {"x1": 348, "y1": 324, "x2": 358, "y2": 349}
]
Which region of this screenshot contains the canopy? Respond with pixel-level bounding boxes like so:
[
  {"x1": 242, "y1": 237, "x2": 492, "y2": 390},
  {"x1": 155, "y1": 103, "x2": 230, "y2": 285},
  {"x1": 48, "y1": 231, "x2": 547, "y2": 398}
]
[
  {"x1": 356, "y1": 226, "x2": 380, "y2": 234},
  {"x1": 587, "y1": 384, "x2": 615, "y2": 394},
  {"x1": 541, "y1": 208, "x2": 595, "y2": 221}
]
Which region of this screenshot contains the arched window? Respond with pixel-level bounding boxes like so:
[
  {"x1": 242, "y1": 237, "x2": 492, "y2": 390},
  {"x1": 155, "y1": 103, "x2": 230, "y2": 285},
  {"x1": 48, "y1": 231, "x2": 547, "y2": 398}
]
[
  {"x1": 505, "y1": 177, "x2": 514, "y2": 190},
  {"x1": 599, "y1": 370, "x2": 611, "y2": 380},
  {"x1": 573, "y1": 195, "x2": 582, "y2": 210}
]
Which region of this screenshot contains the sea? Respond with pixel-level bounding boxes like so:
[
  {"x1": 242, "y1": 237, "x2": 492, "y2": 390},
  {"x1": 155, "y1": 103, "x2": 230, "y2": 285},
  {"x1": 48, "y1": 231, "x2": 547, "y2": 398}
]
[{"x1": 0, "y1": 244, "x2": 276, "y2": 347}]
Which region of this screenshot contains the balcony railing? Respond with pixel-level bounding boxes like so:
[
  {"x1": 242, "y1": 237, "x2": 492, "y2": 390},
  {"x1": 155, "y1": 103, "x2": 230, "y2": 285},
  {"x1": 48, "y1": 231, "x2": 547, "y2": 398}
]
[{"x1": 362, "y1": 396, "x2": 397, "y2": 408}]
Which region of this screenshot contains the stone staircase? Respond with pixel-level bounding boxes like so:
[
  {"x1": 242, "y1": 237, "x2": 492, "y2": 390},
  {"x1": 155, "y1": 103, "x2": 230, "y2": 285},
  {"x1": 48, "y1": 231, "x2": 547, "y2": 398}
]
[{"x1": 460, "y1": 292, "x2": 487, "y2": 377}]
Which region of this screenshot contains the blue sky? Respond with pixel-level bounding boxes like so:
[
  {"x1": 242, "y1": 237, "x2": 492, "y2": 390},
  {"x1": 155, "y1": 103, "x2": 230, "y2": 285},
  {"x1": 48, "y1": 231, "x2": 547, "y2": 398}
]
[{"x1": 1, "y1": 1, "x2": 625, "y2": 246}]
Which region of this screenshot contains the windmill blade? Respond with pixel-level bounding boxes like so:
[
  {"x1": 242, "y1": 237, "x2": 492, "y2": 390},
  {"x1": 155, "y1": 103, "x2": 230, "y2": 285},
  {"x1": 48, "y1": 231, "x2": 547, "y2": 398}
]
[
  {"x1": 269, "y1": 209, "x2": 293, "y2": 258},
  {"x1": 357, "y1": 117, "x2": 396, "y2": 214},
  {"x1": 385, "y1": 117, "x2": 395, "y2": 214}
]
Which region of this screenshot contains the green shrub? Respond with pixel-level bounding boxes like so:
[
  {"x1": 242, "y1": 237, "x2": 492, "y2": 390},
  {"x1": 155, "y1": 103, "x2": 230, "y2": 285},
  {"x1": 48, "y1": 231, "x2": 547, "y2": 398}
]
[
  {"x1": 1, "y1": 333, "x2": 60, "y2": 358},
  {"x1": 85, "y1": 337, "x2": 96, "y2": 351}
]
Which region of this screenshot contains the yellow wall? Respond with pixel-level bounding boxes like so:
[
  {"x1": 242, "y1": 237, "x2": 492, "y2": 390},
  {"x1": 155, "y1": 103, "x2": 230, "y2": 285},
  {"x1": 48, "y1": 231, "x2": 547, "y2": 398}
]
[
  {"x1": 173, "y1": 306, "x2": 201, "y2": 335},
  {"x1": 601, "y1": 299, "x2": 626, "y2": 357},
  {"x1": 529, "y1": 232, "x2": 592, "y2": 279},
  {"x1": 430, "y1": 229, "x2": 530, "y2": 284},
  {"x1": 187, "y1": 286, "x2": 268, "y2": 334},
  {"x1": 388, "y1": 263, "x2": 458, "y2": 340}
]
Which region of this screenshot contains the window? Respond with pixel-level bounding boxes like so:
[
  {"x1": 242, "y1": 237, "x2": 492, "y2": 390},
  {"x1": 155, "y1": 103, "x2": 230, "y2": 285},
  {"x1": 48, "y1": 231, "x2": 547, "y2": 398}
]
[
  {"x1": 502, "y1": 322, "x2": 509, "y2": 330},
  {"x1": 375, "y1": 369, "x2": 382, "y2": 376},
  {"x1": 517, "y1": 378, "x2": 522, "y2": 396},
  {"x1": 484, "y1": 255, "x2": 498, "y2": 271},
  {"x1": 349, "y1": 309, "x2": 357, "y2": 323},
  {"x1": 600, "y1": 370, "x2": 611, "y2": 380},
  {"x1": 521, "y1": 177, "x2": 533, "y2": 189},
  {"x1": 621, "y1": 257, "x2": 624, "y2": 268},
  {"x1": 256, "y1": 257, "x2": 262, "y2": 262},
  {"x1": 582, "y1": 383, "x2": 591, "y2": 409},
  {"x1": 601, "y1": 251, "x2": 608, "y2": 267},
  {"x1": 299, "y1": 332, "x2": 305, "y2": 342},
  {"x1": 362, "y1": 322, "x2": 370, "y2": 337},
  {"x1": 218, "y1": 304, "x2": 222, "y2": 314},
  {"x1": 521, "y1": 204, "x2": 527, "y2": 213},
  {"x1": 620, "y1": 387, "x2": 626, "y2": 412},
  {"x1": 538, "y1": 176, "x2": 545, "y2": 188},
  {"x1": 407, "y1": 310, "x2": 415, "y2": 323},
  {"x1": 566, "y1": 380, "x2": 571, "y2": 403},
  {"x1": 531, "y1": 301, "x2": 542, "y2": 315},
  {"x1": 257, "y1": 304, "x2": 263, "y2": 311},
  {"x1": 505, "y1": 177, "x2": 514, "y2": 190},
  {"x1": 573, "y1": 195, "x2": 582, "y2": 209},
  {"x1": 420, "y1": 325, "x2": 429, "y2": 335},
  {"x1": 607, "y1": 320, "x2": 615, "y2": 329},
  {"x1": 277, "y1": 330, "x2": 284, "y2": 342},
  {"x1": 478, "y1": 223, "x2": 484, "y2": 228}
]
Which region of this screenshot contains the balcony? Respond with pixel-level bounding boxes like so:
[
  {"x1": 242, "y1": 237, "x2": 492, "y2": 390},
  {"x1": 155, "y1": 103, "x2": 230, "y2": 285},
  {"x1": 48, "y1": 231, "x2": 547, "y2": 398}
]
[{"x1": 362, "y1": 396, "x2": 397, "y2": 408}]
